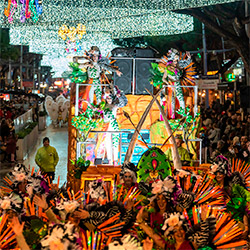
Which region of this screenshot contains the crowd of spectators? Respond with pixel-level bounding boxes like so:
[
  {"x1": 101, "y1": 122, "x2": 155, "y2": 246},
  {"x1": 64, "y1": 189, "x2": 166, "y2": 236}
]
[
  {"x1": 0, "y1": 95, "x2": 40, "y2": 163},
  {"x1": 200, "y1": 99, "x2": 250, "y2": 163}
]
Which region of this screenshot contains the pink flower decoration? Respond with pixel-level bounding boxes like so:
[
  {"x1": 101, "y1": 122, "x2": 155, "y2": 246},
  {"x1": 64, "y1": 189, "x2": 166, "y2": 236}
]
[
  {"x1": 152, "y1": 181, "x2": 163, "y2": 194},
  {"x1": 1, "y1": 199, "x2": 11, "y2": 210},
  {"x1": 168, "y1": 214, "x2": 180, "y2": 227},
  {"x1": 15, "y1": 173, "x2": 26, "y2": 182},
  {"x1": 211, "y1": 164, "x2": 218, "y2": 173},
  {"x1": 64, "y1": 201, "x2": 79, "y2": 213},
  {"x1": 49, "y1": 239, "x2": 64, "y2": 250}
]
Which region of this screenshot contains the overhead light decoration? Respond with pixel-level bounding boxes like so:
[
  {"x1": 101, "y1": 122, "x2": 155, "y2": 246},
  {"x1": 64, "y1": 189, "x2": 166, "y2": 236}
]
[
  {"x1": 1, "y1": 0, "x2": 236, "y2": 76},
  {"x1": 58, "y1": 23, "x2": 86, "y2": 53}
]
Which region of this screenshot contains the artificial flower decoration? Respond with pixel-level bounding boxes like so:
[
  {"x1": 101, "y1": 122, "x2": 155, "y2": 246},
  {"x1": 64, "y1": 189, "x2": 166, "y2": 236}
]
[
  {"x1": 167, "y1": 214, "x2": 180, "y2": 227},
  {"x1": 162, "y1": 212, "x2": 186, "y2": 236},
  {"x1": 63, "y1": 201, "x2": 80, "y2": 214},
  {"x1": 107, "y1": 234, "x2": 143, "y2": 250},
  {"x1": 148, "y1": 176, "x2": 182, "y2": 206},
  {"x1": 0, "y1": 198, "x2": 11, "y2": 210},
  {"x1": 56, "y1": 199, "x2": 80, "y2": 215},
  {"x1": 177, "y1": 169, "x2": 191, "y2": 178},
  {"x1": 49, "y1": 239, "x2": 64, "y2": 250},
  {"x1": 152, "y1": 180, "x2": 164, "y2": 194},
  {"x1": 0, "y1": 192, "x2": 24, "y2": 213},
  {"x1": 163, "y1": 176, "x2": 176, "y2": 193},
  {"x1": 88, "y1": 179, "x2": 106, "y2": 200},
  {"x1": 40, "y1": 222, "x2": 80, "y2": 250}
]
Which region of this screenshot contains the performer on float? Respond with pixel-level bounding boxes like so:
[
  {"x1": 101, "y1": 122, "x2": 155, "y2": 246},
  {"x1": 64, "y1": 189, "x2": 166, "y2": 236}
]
[
  {"x1": 162, "y1": 48, "x2": 192, "y2": 118},
  {"x1": 95, "y1": 84, "x2": 128, "y2": 165},
  {"x1": 75, "y1": 46, "x2": 122, "y2": 105}
]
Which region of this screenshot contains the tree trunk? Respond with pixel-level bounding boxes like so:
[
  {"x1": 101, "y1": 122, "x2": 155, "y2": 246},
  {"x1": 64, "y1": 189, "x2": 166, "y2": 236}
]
[{"x1": 67, "y1": 83, "x2": 78, "y2": 190}]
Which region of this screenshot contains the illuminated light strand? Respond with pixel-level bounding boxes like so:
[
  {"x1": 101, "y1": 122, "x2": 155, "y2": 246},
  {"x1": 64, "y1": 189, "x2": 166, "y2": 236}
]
[{"x1": 3, "y1": 0, "x2": 233, "y2": 76}]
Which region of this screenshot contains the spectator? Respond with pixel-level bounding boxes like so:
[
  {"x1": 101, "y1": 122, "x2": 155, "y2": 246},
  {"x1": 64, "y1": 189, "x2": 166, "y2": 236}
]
[
  {"x1": 0, "y1": 136, "x2": 7, "y2": 162},
  {"x1": 240, "y1": 136, "x2": 248, "y2": 150},
  {"x1": 242, "y1": 141, "x2": 250, "y2": 163},
  {"x1": 35, "y1": 137, "x2": 59, "y2": 181},
  {"x1": 244, "y1": 114, "x2": 250, "y2": 137},
  {"x1": 0, "y1": 119, "x2": 10, "y2": 143},
  {"x1": 211, "y1": 140, "x2": 225, "y2": 160},
  {"x1": 208, "y1": 123, "x2": 220, "y2": 150},
  {"x1": 165, "y1": 135, "x2": 191, "y2": 166},
  {"x1": 235, "y1": 122, "x2": 243, "y2": 137},
  {"x1": 200, "y1": 128, "x2": 210, "y2": 163},
  {"x1": 223, "y1": 118, "x2": 232, "y2": 135},
  {"x1": 5, "y1": 132, "x2": 17, "y2": 163},
  {"x1": 0, "y1": 106, "x2": 4, "y2": 118},
  {"x1": 5, "y1": 107, "x2": 12, "y2": 119}
]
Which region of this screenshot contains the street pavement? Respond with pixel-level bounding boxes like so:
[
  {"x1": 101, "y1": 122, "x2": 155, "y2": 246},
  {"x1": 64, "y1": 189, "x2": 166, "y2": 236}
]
[{"x1": 0, "y1": 118, "x2": 68, "y2": 187}]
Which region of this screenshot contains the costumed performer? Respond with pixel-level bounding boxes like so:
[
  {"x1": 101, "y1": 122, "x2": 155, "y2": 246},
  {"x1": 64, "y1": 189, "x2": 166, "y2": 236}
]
[
  {"x1": 95, "y1": 84, "x2": 128, "y2": 165},
  {"x1": 162, "y1": 49, "x2": 192, "y2": 118},
  {"x1": 210, "y1": 155, "x2": 250, "y2": 239},
  {"x1": 136, "y1": 176, "x2": 182, "y2": 249},
  {"x1": 116, "y1": 162, "x2": 139, "y2": 200},
  {"x1": 74, "y1": 46, "x2": 122, "y2": 106}
]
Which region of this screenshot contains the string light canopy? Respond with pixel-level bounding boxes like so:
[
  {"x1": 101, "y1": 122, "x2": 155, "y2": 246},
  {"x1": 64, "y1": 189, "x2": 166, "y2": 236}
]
[{"x1": 0, "y1": 0, "x2": 237, "y2": 76}]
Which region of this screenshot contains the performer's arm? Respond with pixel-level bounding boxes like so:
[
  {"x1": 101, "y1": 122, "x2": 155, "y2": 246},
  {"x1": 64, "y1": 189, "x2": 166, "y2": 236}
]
[
  {"x1": 11, "y1": 217, "x2": 30, "y2": 250},
  {"x1": 73, "y1": 56, "x2": 92, "y2": 68},
  {"x1": 136, "y1": 207, "x2": 165, "y2": 249},
  {"x1": 99, "y1": 60, "x2": 122, "y2": 75},
  {"x1": 162, "y1": 69, "x2": 168, "y2": 84},
  {"x1": 33, "y1": 195, "x2": 60, "y2": 224},
  {"x1": 116, "y1": 92, "x2": 128, "y2": 108}
]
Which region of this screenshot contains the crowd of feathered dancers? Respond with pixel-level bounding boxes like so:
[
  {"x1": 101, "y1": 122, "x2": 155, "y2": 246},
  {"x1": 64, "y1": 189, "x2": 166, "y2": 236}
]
[{"x1": 0, "y1": 154, "x2": 250, "y2": 249}]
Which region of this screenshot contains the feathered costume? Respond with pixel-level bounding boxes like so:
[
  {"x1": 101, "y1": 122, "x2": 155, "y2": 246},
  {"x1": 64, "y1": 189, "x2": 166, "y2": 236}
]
[
  {"x1": 78, "y1": 47, "x2": 120, "y2": 106},
  {"x1": 150, "y1": 48, "x2": 196, "y2": 119},
  {"x1": 1, "y1": 155, "x2": 250, "y2": 250}
]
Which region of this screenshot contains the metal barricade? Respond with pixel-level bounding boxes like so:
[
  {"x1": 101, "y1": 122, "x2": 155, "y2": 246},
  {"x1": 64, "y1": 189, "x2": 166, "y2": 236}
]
[{"x1": 14, "y1": 109, "x2": 33, "y2": 132}]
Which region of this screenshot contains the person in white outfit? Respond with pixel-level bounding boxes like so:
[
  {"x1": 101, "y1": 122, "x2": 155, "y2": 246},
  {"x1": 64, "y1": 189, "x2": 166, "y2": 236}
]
[{"x1": 95, "y1": 85, "x2": 128, "y2": 165}]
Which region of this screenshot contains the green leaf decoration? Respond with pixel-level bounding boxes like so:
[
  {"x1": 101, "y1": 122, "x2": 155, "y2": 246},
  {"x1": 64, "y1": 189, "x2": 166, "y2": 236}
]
[
  {"x1": 69, "y1": 62, "x2": 88, "y2": 83},
  {"x1": 23, "y1": 218, "x2": 47, "y2": 248},
  {"x1": 74, "y1": 170, "x2": 82, "y2": 179},
  {"x1": 168, "y1": 107, "x2": 200, "y2": 133},
  {"x1": 85, "y1": 160, "x2": 91, "y2": 167},
  {"x1": 73, "y1": 156, "x2": 90, "y2": 179},
  {"x1": 72, "y1": 103, "x2": 105, "y2": 138},
  {"x1": 149, "y1": 63, "x2": 164, "y2": 89}
]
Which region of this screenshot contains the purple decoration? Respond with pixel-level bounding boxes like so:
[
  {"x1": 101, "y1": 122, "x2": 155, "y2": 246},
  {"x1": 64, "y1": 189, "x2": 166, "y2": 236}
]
[
  {"x1": 20, "y1": 0, "x2": 26, "y2": 23},
  {"x1": 40, "y1": 180, "x2": 50, "y2": 193}
]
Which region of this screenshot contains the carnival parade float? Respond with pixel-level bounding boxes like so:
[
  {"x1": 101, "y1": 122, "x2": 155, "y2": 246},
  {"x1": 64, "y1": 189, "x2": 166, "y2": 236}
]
[{"x1": 1, "y1": 0, "x2": 250, "y2": 248}]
